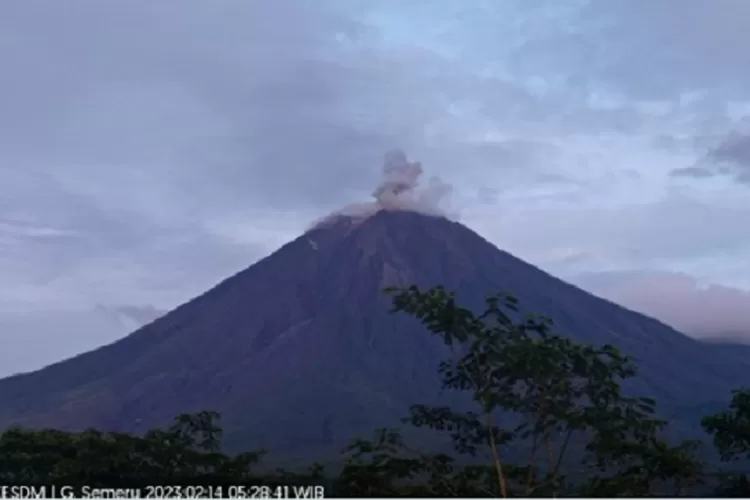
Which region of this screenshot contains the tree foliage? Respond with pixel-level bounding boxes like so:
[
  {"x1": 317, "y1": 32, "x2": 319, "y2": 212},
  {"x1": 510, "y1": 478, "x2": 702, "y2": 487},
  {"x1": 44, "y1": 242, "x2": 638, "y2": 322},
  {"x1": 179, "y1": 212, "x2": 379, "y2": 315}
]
[
  {"x1": 701, "y1": 388, "x2": 750, "y2": 496},
  {"x1": 338, "y1": 285, "x2": 704, "y2": 496}
]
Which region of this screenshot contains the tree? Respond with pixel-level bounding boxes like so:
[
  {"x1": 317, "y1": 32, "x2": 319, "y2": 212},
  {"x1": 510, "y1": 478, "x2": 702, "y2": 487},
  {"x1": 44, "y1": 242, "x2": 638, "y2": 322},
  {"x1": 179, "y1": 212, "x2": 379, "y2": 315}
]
[
  {"x1": 702, "y1": 388, "x2": 750, "y2": 496},
  {"x1": 0, "y1": 412, "x2": 267, "y2": 488},
  {"x1": 341, "y1": 285, "x2": 703, "y2": 496}
]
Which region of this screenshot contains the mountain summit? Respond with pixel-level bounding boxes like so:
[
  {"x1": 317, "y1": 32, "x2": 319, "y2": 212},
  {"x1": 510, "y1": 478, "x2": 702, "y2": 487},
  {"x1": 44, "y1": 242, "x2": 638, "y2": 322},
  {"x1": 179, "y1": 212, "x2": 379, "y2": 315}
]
[{"x1": 1, "y1": 209, "x2": 749, "y2": 457}]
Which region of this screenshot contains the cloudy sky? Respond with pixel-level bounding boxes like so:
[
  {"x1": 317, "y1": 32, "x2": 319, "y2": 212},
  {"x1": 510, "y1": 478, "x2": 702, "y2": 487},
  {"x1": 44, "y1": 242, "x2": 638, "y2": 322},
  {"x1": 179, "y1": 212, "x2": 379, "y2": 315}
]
[{"x1": 2, "y1": 0, "x2": 750, "y2": 376}]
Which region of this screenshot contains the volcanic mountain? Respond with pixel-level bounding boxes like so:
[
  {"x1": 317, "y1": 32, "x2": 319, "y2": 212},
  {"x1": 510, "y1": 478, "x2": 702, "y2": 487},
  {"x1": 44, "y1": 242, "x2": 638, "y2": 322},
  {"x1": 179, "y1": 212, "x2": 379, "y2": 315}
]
[{"x1": 1, "y1": 210, "x2": 749, "y2": 459}]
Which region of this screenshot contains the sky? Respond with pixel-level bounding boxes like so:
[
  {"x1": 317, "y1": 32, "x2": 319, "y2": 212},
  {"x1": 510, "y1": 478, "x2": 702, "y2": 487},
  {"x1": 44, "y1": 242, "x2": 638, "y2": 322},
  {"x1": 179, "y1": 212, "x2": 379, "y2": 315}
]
[{"x1": 2, "y1": 0, "x2": 750, "y2": 376}]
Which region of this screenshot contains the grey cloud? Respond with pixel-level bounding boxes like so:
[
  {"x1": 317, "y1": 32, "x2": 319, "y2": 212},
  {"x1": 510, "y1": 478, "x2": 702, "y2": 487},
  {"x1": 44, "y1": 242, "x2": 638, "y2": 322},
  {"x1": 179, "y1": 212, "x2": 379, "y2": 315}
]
[
  {"x1": 0, "y1": 175, "x2": 164, "y2": 285},
  {"x1": 533, "y1": 173, "x2": 585, "y2": 186},
  {"x1": 0, "y1": 302, "x2": 164, "y2": 377},
  {"x1": 576, "y1": 270, "x2": 750, "y2": 339},
  {"x1": 588, "y1": 0, "x2": 750, "y2": 97},
  {"x1": 0, "y1": 309, "x2": 134, "y2": 376},
  {"x1": 710, "y1": 133, "x2": 750, "y2": 165},
  {"x1": 490, "y1": 0, "x2": 750, "y2": 107},
  {"x1": 1, "y1": 1, "x2": 540, "y2": 218},
  {"x1": 476, "y1": 187, "x2": 500, "y2": 205},
  {"x1": 707, "y1": 133, "x2": 750, "y2": 184},
  {"x1": 671, "y1": 132, "x2": 750, "y2": 185},
  {"x1": 670, "y1": 166, "x2": 716, "y2": 179},
  {"x1": 487, "y1": 192, "x2": 750, "y2": 268},
  {"x1": 95, "y1": 304, "x2": 166, "y2": 328},
  {"x1": 114, "y1": 305, "x2": 165, "y2": 325},
  {"x1": 3, "y1": 0, "x2": 677, "y2": 231}
]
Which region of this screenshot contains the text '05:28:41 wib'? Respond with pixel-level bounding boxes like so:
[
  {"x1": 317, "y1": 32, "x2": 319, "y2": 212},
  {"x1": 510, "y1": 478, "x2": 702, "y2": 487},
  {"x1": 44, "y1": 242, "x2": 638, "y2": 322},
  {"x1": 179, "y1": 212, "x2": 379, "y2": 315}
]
[{"x1": 227, "y1": 485, "x2": 326, "y2": 499}]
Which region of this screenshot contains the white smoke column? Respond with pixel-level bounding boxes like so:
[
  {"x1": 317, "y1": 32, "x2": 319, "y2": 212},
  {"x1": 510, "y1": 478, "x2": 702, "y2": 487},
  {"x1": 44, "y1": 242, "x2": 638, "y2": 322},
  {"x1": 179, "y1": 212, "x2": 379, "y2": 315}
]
[{"x1": 311, "y1": 149, "x2": 456, "y2": 229}]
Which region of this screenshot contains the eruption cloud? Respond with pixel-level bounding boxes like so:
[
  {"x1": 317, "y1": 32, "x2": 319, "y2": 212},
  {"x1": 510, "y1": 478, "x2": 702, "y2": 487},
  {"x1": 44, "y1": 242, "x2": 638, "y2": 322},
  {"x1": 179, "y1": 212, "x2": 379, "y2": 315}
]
[{"x1": 313, "y1": 149, "x2": 455, "y2": 228}]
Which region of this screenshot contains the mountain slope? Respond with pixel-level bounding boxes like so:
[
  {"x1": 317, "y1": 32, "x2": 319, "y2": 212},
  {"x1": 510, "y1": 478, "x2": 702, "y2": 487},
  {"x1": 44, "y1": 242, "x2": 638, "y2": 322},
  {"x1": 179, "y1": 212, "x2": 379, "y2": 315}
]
[{"x1": 1, "y1": 210, "x2": 748, "y2": 457}]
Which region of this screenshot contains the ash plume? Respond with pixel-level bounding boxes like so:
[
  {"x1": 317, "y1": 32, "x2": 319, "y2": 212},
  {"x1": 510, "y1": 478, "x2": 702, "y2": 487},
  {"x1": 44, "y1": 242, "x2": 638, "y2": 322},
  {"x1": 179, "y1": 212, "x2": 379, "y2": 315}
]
[{"x1": 313, "y1": 149, "x2": 455, "y2": 228}]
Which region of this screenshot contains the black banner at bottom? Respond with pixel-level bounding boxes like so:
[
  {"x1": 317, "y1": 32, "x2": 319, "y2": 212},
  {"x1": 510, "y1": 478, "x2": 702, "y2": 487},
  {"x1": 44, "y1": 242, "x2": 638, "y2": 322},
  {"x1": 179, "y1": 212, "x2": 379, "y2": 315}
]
[{"x1": 0, "y1": 484, "x2": 327, "y2": 498}]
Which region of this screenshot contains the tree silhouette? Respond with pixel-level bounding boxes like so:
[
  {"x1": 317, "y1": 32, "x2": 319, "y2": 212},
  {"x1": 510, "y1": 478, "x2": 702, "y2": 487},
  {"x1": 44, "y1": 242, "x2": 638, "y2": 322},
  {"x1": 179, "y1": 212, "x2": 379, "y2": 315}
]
[
  {"x1": 702, "y1": 388, "x2": 750, "y2": 496},
  {"x1": 338, "y1": 285, "x2": 704, "y2": 496}
]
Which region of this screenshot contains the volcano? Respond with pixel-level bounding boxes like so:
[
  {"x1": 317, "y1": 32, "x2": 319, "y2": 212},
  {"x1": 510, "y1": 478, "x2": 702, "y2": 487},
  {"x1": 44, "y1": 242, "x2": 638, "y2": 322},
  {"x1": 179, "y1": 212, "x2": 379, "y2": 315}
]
[{"x1": 1, "y1": 210, "x2": 749, "y2": 459}]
